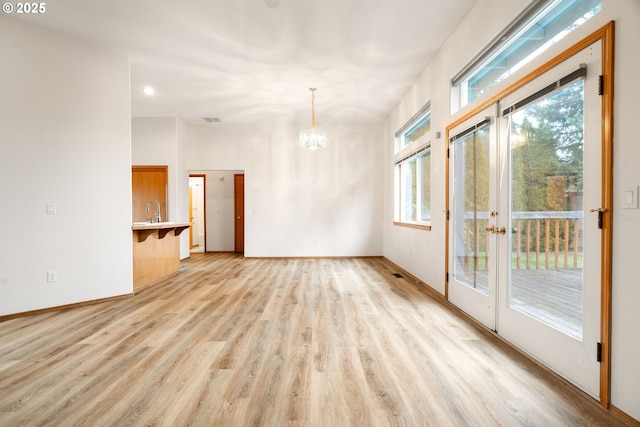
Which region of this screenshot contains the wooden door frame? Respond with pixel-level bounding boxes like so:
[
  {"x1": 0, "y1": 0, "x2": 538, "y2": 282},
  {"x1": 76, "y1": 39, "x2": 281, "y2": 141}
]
[
  {"x1": 234, "y1": 174, "x2": 245, "y2": 253},
  {"x1": 189, "y1": 187, "x2": 193, "y2": 248},
  {"x1": 444, "y1": 22, "x2": 614, "y2": 408},
  {"x1": 189, "y1": 174, "x2": 207, "y2": 252}
]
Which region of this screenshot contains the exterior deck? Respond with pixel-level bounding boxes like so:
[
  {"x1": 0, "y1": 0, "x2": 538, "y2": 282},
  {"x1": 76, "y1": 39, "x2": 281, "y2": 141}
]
[
  {"x1": 467, "y1": 267, "x2": 583, "y2": 338},
  {"x1": 459, "y1": 212, "x2": 585, "y2": 338},
  {"x1": 510, "y1": 268, "x2": 583, "y2": 338}
]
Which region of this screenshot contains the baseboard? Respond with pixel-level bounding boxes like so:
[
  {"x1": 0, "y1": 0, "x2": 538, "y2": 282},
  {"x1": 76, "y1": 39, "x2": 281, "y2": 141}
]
[
  {"x1": 610, "y1": 405, "x2": 640, "y2": 426},
  {"x1": 380, "y1": 257, "x2": 446, "y2": 301},
  {"x1": 0, "y1": 293, "x2": 133, "y2": 322},
  {"x1": 245, "y1": 255, "x2": 383, "y2": 259}
]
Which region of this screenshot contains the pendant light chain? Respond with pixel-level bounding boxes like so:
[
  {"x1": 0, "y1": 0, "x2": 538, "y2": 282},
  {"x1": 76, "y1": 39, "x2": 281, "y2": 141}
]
[
  {"x1": 299, "y1": 87, "x2": 327, "y2": 150},
  {"x1": 310, "y1": 88, "x2": 317, "y2": 129}
]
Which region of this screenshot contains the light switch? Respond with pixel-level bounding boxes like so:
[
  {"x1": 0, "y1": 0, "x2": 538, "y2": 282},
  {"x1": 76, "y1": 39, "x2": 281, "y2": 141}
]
[
  {"x1": 624, "y1": 186, "x2": 638, "y2": 209},
  {"x1": 46, "y1": 203, "x2": 57, "y2": 214}
]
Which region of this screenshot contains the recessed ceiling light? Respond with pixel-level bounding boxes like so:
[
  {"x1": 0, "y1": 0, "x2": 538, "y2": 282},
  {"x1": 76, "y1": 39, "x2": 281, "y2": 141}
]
[{"x1": 143, "y1": 86, "x2": 155, "y2": 96}]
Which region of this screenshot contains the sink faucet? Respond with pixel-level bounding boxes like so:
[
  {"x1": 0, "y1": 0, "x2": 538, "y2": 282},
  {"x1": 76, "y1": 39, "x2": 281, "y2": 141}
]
[{"x1": 146, "y1": 199, "x2": 161, "y2": 223}]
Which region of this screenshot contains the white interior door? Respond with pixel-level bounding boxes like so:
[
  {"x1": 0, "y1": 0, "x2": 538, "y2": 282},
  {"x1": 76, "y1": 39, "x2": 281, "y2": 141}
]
[{"x1": 496, "y1": 41, "x2": 602, "y2": 397}]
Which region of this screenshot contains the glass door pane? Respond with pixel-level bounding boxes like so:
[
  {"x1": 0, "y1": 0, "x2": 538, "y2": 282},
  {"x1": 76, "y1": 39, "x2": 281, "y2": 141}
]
[
  {"x1": 453, "y1": 123, "x2": 491, "y2": 294},
  {"x1": 508, "y1": 80, "x2": 585, "y2": 339}
]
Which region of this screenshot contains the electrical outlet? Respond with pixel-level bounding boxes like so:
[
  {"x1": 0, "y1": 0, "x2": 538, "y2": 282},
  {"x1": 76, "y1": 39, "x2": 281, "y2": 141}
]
[{"x1": 47, "y1": 271, "x2": 57, "y2": 283}]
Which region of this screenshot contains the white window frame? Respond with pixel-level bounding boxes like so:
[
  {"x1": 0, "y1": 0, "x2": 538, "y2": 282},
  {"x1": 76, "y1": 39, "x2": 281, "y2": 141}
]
[
  {"x1": 450, "y1": 0, "x2": 602, "y2": 114},
  {"x1": 394, "y1": 104, "x2": 432, "y2": 230}
]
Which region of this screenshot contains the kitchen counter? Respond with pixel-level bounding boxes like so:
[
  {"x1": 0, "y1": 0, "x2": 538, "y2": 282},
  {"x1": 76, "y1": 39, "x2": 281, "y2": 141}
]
[
  {"x1": 132, "y1": 222, "x2": 191, "y2": 292},
  {"x1": 132, "y1": 222, "x2": 192, "y2": 242}
]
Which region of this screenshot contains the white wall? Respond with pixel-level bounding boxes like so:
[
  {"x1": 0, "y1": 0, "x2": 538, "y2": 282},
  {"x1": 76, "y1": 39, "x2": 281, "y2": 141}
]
[
  {"x1": 0, "y1": 17, "x2": 132, "y2": 315},
  {"x1": 382, "y1": 54, "x2": 448, "y2": 293},
  {"x1": 131, "y1": 117, "x2": 190, "y2": 259},
  {"x1": 383, "y1": 0, "x2": 640, "y2": 420},
  {"x1": 176, "y1": 119, "x2": 189, "y2": 259},
  {"x1": 603, "y1": 0, "x2": 640, "y2": 419},
  {"x1": 187, "y1": 123, "x2": 383, "y2": 257}
]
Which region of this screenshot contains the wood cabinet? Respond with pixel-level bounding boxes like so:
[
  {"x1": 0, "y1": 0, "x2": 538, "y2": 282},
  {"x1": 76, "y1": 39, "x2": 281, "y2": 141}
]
[{"x1": 132, "y1": 222, "x2": 191, "y2": 292}]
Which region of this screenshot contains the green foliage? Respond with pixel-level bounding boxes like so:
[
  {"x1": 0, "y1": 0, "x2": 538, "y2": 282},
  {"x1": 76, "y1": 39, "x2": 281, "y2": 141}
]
[
  {"x1": 464, "y1": 130, "x2": 491, "y2": 212},
  {"x1": 460, "y1": 81, "x2": 586, "y2": 270},
  {"x1": 511, "y1": 81, "x2": 584, "y2": 213}
]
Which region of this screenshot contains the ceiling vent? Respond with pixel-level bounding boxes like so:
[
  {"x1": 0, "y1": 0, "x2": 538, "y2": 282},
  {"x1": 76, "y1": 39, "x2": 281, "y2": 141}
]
[{"x1": 203, "y1": 117, "x2": 222, "y2": 123}]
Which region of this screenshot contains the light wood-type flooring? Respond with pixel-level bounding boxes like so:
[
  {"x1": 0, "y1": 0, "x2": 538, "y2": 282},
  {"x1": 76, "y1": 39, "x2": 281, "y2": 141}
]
[{"x1": 0, "y1": 253, "x2": 625, "y2": 426}]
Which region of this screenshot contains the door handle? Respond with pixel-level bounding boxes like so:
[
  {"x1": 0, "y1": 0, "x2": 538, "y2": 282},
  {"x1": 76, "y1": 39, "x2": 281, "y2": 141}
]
[
  {"x1": 237, "y1": 216, "x2": 241, "y2": 220},
  {"x1": 485, "y1": 225, "x2": 506, "y2": 235}
]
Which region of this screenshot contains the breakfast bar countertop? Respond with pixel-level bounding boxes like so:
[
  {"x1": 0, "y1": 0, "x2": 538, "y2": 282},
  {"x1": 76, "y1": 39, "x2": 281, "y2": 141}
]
[{"x1": 131, "y1": 221, "x2": 192, "y2": 230}]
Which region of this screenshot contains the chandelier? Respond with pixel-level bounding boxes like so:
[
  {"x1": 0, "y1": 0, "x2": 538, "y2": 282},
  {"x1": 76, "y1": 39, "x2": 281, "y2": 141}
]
[{"x1": 299, "y1": 88, "x2": 327, "y2": 150}]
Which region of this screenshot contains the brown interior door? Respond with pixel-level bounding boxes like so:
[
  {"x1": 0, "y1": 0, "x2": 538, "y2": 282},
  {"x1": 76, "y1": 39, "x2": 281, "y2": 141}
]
[
  {"x1": 132, "y1": 166, "x2": 168, "y2": 222},
  {"x1": 234, "y1": 174, "x2": 245, "y2": 253}
]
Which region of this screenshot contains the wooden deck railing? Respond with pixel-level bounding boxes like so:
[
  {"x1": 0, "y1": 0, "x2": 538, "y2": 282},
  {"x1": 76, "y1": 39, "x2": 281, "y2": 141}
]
[{"x1": 464, "y1": 211, "x2": 583, "y2": 270}]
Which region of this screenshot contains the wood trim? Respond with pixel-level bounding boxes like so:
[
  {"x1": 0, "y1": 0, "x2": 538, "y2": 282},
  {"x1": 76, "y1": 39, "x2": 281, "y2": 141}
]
[
  {"x1": 234, "y1": 174, "x2": 245, "y2": 253},
  {"x1": 132, "y1": 165, "x2": 168, "y2": 172},
  {"x1": 132, "y1": 222, "x2": 192, "y2": 242},
  {"x1": 393, "y1": 221, "x2": 432, "y2": 231},
  {"x1": 247, "y1": 255, "x2": 383, "y2": 260},
  {"x1": 444, "y1": 22, "x2": 615, "y2": 408},
  {"x1": 0, "y1": 294, "x2": 133, "y2": 322},
  {"x1": 381, "y1": 257, "x2": 444, "y2": 301},
  {"x1": 609, "y1": 405, "x2": 640, "y2": 427},
  {"x1": 598, "y1": 20, "x2": 615, "y2": 410},
  {"x1": 446, "y1": 22, "x2": 615, "y2": 134}
]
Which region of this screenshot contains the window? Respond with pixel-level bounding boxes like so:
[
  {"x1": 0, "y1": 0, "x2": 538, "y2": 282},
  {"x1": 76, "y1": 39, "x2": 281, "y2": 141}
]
[
  {"x1": 395, "y1": 105, "x2": 431, "y2": 228},
  {"x1": 451, "y1": 0, "x2": 602, "y2": 112},
  {"x1": 398, "y1": 111, "x2": 431, "y2": 152}
]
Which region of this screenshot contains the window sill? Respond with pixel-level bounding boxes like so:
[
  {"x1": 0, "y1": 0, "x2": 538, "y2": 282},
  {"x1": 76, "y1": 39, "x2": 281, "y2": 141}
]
[{"x1": 393, "y1": 221, "x2": 431, "y2": 231}]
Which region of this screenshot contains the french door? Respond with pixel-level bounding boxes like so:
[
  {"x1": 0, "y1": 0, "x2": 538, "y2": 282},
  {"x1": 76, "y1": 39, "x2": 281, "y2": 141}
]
[
  {"x1": 448, "y1": 41, "x2": 602, "y2": 397},
  {"x1": 449, "y1": 108, "x2": 498, "y2": 331}
]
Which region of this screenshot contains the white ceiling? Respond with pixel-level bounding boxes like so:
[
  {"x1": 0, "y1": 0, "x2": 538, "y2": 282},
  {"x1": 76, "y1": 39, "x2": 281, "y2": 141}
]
[{"x1": 15, "y1": 0, "x2": 476, "y2": 126}]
